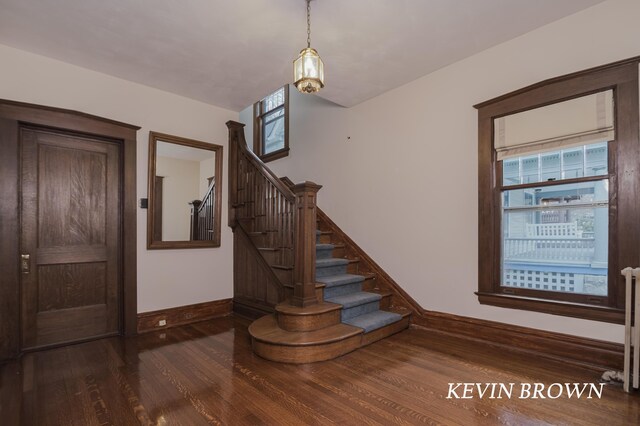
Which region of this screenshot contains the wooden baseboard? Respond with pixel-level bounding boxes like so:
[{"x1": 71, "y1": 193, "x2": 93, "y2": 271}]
[
  {"x1": 137, "y1": 299, "x2": 232, "y2": 333},
  {"x1": 412, "y1": 310, "x2": 623, "y2": 372}
]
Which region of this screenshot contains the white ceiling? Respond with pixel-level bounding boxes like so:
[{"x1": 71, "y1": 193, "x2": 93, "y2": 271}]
[{"x1": 0, "y1": 0, "x2": 604, "y2": 111}]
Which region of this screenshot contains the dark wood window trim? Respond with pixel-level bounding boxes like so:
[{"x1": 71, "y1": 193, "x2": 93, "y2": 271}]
[
  {"x1": 253, "y1": 85, "x2": 289, "y2": 163},
  {"x1": 474, "y1": 57, "x2": 640, "y2": 324}
]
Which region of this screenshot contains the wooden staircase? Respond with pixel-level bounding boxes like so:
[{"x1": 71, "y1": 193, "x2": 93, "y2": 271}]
[{"x1": 227, "y1": 121, "x2": 417, "y2": 363}]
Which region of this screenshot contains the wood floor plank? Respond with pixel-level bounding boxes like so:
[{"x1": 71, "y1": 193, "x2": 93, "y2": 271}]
[{"x1": 1, "y1": 316, "x2": 638, "y2": 425}]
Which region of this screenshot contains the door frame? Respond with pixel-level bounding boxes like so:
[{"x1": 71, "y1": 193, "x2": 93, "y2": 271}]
[{"x1": 0, "y1": 99, "x2": 139, "y2": 360}]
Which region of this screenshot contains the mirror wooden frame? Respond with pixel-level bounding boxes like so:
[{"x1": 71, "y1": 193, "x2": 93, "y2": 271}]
[{"x1": 147, "y1": 131, "x2": 223, "y2": 249}]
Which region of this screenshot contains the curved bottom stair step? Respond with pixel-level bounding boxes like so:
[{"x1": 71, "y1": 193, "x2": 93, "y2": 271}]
[
  {"x1": 249, "y1": 314, "x2": 363, "y2": 364},
  {"x1": 248, "y1": 309, "x2": 411, "y2": 364}
]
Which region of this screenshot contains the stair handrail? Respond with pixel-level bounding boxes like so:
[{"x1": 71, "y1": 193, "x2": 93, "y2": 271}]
[
  {"x1": 227, "y1": 122, "x2": 294, "y2": 212},
  {"x1": 226, "y1": 121, "x2": 320, "y2": 308},
  {"x1": 198, "y1": 177, "x2": 216, "y2": 214}
]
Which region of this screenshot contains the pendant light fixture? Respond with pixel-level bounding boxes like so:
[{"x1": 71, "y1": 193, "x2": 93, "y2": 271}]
[{"x1": 293, "y1": 0, "x2": 324, "y2": 93}]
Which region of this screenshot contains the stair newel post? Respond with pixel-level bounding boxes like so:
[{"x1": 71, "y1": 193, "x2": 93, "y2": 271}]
[
  {"x1": 291, "y1": 181, "x2": 322, "y2": 307},
  {"x1": 190, "y1": 200, "x2": 202, "y2": 240},
  {"x1": 226, "y1": 121, "x2": 244, "y2": 228}
]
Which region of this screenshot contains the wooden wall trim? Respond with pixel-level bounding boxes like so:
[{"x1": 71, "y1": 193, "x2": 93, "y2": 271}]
[
  {"x1": 412, "y1": 310, "x2": 623, "y2": 372},
  {"x1": 473, "y1": 55, "x2": 640, "y2": 109},
  {"x1": 0, "y1": 118, "x2": 20, "y2": 360},
  {"x1": 475, "y1": 58, "x2": 639, "y2": 321},
  {"x1": 137, "y1": 299, "x2": 232, "y2": 333}
]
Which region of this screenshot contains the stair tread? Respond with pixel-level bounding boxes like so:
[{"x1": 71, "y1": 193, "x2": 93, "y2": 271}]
[
  {"x1": 316, "y1": 258, "x2": 350, "y2": 267},
  {"x1": 325, "y1": 291, "x2": 381, "y2": 308},
  {"x1": 317, "y1": 273, "x2": 365, "y2": 287},
  {"x1": 316, "y1": 243, "x2": 335, "y2": 250},
  {"x1": 249, "y1": 315, "x2": 362, "y2": 346},
  {"x1": 343, "y1": 310, "x2": 403, "y2": 333}
]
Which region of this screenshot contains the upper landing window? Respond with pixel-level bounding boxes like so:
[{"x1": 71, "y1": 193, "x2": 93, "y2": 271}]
[{"x1": 253, "y1": 85, "x2": 289, "y2": 162}]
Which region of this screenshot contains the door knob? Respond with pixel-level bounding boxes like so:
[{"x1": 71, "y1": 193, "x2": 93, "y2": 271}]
[{"x1": 21, "y1": 254, "x2": 30, "y2": 274}]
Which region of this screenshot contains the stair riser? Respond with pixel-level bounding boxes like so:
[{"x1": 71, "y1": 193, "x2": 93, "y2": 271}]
[
  {"x1": 316, "y1": 248, "x2": 334, "y2": 260},
  {"x1": 379, "y1": 293, "x2": 392, "y2": 310},
  {"x1": 323, "y1": 282, "x2": 362, "y2": 299},
  {"x1": 361, "y1": 277, "x2": 377, "y2": 291},
  {"x1": 341, "y1": 301, "x2": 380, "y2": 321},
  {"x1": 316, "y1": 264, "x2": 348, "y2": 278},
  {"x1": 317, "y1": 234, "x2": 332, "y2": 244},
  {"x1": 331, "y1": 247, "x2": 346, "y2": 258},
  {"x1": 277, "y1": 309, "x2": 341, "y2": 332},
  {"x1": 347, "y1": 263, "x2": 359, "y2": 274}
]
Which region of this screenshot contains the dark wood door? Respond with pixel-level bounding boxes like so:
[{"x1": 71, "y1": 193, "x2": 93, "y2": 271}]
[{"x1": 20, "y1": 127, "x2": 121, "y2": 350}]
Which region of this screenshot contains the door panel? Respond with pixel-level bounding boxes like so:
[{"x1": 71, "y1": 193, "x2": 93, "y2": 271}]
[{"x1": 20, "y1": 128, "x2": 121, "y2": 350}]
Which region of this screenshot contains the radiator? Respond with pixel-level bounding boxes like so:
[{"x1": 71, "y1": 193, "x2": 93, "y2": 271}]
[{"x1": 622, "y1": 267, "x2": 640, "y2": 392}]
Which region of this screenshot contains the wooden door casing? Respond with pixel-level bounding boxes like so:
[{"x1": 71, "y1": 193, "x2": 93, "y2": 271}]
[{"x1": 20, "y1": 127, "x2": 121, "y2": 350}]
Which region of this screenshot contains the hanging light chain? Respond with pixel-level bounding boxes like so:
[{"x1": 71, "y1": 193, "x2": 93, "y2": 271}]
[
  {"x1": 294, "y1": 0, "x2": 324, "y2": 93},
  {"x1": 306, "y1": 0, "x2": 311, "y2": 48}
]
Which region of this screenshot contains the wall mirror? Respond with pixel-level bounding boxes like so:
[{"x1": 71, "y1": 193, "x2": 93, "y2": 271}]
[{"x1": 147, "y1": 132, "x2": 223, "y2": 249}]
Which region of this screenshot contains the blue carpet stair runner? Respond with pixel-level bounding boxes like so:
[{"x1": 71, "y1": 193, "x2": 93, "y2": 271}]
[{"x1": 316, "y1": 231, "x2": 403, "y2": 333}]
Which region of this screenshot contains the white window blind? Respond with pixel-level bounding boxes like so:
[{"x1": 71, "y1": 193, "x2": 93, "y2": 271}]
[{"x1": 494, "y1": 90, "x2": 614, "y2": 160}]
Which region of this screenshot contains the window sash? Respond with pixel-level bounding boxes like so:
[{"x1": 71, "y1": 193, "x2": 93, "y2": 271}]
[{"x1": 253, "y1": 85, "x2": 289, "y2": 162}]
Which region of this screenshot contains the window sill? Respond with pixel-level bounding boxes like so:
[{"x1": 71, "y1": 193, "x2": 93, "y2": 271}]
[
  {"x1": 260, "y1": 147, "x2": 289, "y2": 163},
  {"x1": 476, "y1": 292, "x2": 624, "y2": 324}
]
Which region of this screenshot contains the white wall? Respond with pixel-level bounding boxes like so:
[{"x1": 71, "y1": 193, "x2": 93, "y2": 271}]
[
  {"x1": 156, "y1": 156, "x2": 200, "y2": 241},
  {"x1": 244, "y1": 0, "x2": 640, "y2": 343},
  {"x1": 0, "y1": 43, "x2": 237, "y2": 313}
]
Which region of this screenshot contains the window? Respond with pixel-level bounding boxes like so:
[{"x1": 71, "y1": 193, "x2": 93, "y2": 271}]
[
  {"x1": 502, "y1": 156, "x2": 609, "y2": 299},
  {"x1": 253, "y1": 85, "x2": 289, "y2": 162},
  {"x1": 475, "y1": 58, "x2": 640, "y2": 324}
]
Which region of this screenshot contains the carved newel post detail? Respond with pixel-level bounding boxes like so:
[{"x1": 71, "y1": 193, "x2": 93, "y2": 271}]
[{"x1": 291, "y1": 181, "x2": 322, "y2": 307}]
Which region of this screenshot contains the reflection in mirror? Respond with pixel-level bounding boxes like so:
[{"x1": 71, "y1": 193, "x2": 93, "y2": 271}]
[{"x1": 147, "y1": 132, "x2": 222, "y2": 249}]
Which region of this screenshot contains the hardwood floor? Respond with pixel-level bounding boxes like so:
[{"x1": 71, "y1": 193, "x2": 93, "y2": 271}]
[{"x1": 1, "y1": 316, "x2": 638, "y2": 425}]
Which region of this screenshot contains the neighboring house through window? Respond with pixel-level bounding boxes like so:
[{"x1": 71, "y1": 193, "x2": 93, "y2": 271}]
[{"x1": 253, "y1": 85, "x2": 289, "y2": 162}]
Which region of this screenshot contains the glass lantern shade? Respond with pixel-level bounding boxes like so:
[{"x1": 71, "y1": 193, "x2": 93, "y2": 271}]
[{"x1": 293, "y1": 47, "x2": 324, "y2": 93}]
